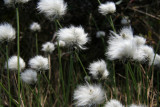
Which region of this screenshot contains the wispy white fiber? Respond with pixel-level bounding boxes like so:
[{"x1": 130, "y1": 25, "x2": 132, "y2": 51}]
[
  {"x1": 28, "y1": 55, "x2": 49, "y2": 71},
  {"x1": 0, "y1": 23, "x2": 16, "y2": 42},
  {"x1": 42, "y1": 42, "x2": 55, "y2": 54},
  {"x1": 98, "y1": 2, "x2": 116, "y2": 15},
  {"x1": 21, "y1": 69, "x2": 37, "y2": 84},
  {"x1": 88, "y1": 59, "x2": 109, "y2": 79},
  {"x1": 37, "y1": 0, "x2": 67, "y2": 19},
  {"x1": 104, "y1": 99, "x2": 124, "y2": 107},
  {"x1": 5, "y1": 55, "x2": 26, "y2": 71},
  {"x1": 57, "y1": 26, "x2": 88, "y2": 49},
  {"x1": 96, "y1": 31, "x2": 105, "y2": 38},
  {"x1": 73, "y1": 84, "x2": 105, "y2": 106},
  {"x1": 30, "y1": 22, "x2": 41, "y2": 32}
]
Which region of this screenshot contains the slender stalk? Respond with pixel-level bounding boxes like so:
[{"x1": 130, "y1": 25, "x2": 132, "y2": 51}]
[
  {"x1": 16, "y1": 7, "x2": 21, "y2": 107},
  {"x1": 66, "y1": 54, "x2": 74, "y2": 104},
  {"x1": 6, "y1": 44, "x2": 11, "y2": 106},
  {"x1": 112, "y1": 61, "x2": 117, "y2": 98},
  {"x1": 125, "y1": 62, "x2": 130, "y2": 105},
  {"x1": 0, "y1": 82, "x2": 18, "y2": 106},
  {"x1": 57, "y1": 41, "x2": 66, "y2": 105},
  {"x1": 106, "y1": 15, "x2": 116, "y2": 32},
  {"x1": 35, "y1": 33, "x2": 38, "y2": 54},
  {"x1": 37, "y1": 74, "x2": 41, "y2": 107},
  {"x1": 56, "y1": 20, "x2": 62, "y2": 28},
  {"x1": 48, "y1": 54, "x2": 51, "y2": 80},
  {"x1": 97, "y1": 0, "x2": 101, "y2": 4},
  {"x1": 109, "y1": 15, "x2": 116, "y2": 32},
  {"x1": 75, "y1": 51, "x2": 88, "y2": 76},
  {"x1": 157, "y1": 71, "x2": 159, "y2": 107}
]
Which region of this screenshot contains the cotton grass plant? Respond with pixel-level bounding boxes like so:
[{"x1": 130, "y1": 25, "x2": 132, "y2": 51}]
[
  {"x1": 0, "y1": 0, "x2": 159, "y2": 107},
  {"x1": 30, "y1": 22, "x2": 41, "y2": 54}
]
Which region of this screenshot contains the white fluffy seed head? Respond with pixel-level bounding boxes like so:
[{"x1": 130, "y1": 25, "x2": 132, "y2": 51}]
[
  {"x1": 88, "y1": 60, "x2": 109, "y2": 79},
  {"x1": 28, "y1": 55, "x2": 49, "y2": 71},
  {"x1": 121, "y1": 16, "x2": 130, "y2": 25},
  {"x1": 16, "y1": 0, "x2": 30, "y2": 3},
  {"x1": 0, "y1": 23, "x2": 16, "y2": 42},
  {"x1": 106, "y1": 36, "x2": 136, "y2": 60},
  {"x1": 42, "y1": 42, "x2": 55, "y2": 54},
  {"x1": 73, "y1": 84, "x2": 105, "y2": 106},
  {"x1": 104, "y1": 99, "x2": 124, "y2": 107},
  {"x1": 37, "y1": 0, "x2": 67, "y2": 20},
  {"x1": 129, "y1": 104, "x2": 147, "y2": 107},
  {"x1": 4, "y1": 0, "x2": 30, "y2": 5},
  {"x1": 141, "y1": 45, "x2": 154, "y2": 65},
  {"x1": 30, "y1": 22, "x2": 41, "y2": 32},
  {"x1": 57, "y1": 26, "x2": 88, "y2": 49},
  {"x1": 120, "y1": 26, "x2": 133, "y2": 40},
  {"x1": 3, "y1": 0, "x2": 13, "y2": 5},
  {"x1": 98, "y1": 2, "x2": 116, "y2": 15},
  {"x1": 149, "y1": 54, "x2": 160, "y2": 66},
  {"x1": 96, "y1": 31, "x2": 105, "y2": 38},
  {"x1": 133, "y1": 46, "x2": 148, "y2": 62},
  {"x1": 5, "y1": 56, "x2": 26, "y2": 71},
  {"x1": 55, "y1": 40, "x2": 66, "y2": 47},
  {"x1": 21, "y1": 69, "x2": 37, "y2": 84},
  {"x1": 133, "y1": 36, "x2": 146, "y2": 46}
]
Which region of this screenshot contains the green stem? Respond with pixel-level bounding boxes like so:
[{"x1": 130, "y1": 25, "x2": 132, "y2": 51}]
[
  {"x1": 37, "y1": 74, "x2": 41, "y2": 107},
  {"x1": 97, "y1": 0, "x2": 101, "y2": 4},
  {"x1": 75, "y1": 51, "x2": 88, "y2": 76},
  {"x1": 106, "y1": 15, "x2": 116, "y2": 32},
  {"x1": 66, "y1": 54, "x2": 74, "y2": 103},
  {"x1": 0, "y1": 82, "x2": 18, "y2": 106},
  {"x1": 125, "y1": 62, "x2": 130, "y2": 105},
  {"x1": 16, "y1": 7, "x2": 21, "y2": 107},
  {"x1": 112, "y1": 61, "x2": 117, "y2": 98},
  {"x1": 157, "y1": 71, "x2": 159, "y2": 107},
  {"x1": 56, "y1": 20, "x2": 62, "y2": 28},
  {"x1": 57, "y1": 41, "x2": 66, "y2": 105},
  {"x1": 48, "y1": 54, "x2": 51, "y2": 80},
  {"x1": 6, "y1": 44, "x2": 11, "y2": 106},
  {"x1": 36, "y1": 33, "x2": 38, "y2": 54}
]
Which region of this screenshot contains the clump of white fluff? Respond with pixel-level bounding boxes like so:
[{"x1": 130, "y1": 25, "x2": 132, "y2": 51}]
[
  {"x1": 98, "y1": 2, "x2": 116, "y2": 15},
  {"x1": 121, "y1": 16, "x2": 130, "y2": 25},
  {"x1": 104, "y1": 99, "x2": 124, "y2": 107},
  {"x1": 88, "y1": 60, "x2": 109, "y2": 79},
  {"x1": 152, "y1": 54, "x2": 160, "y2": 66},
  {"x1": 5, "y1": 56, "x2": 26, "y2": 71},
  {"x1": 132, "y1": 45, "x2": 154, "y2": 63},
  {"x1": 129, "y1": 104, "x2": 147, "y2": 107},
  {"x1": 4, "y1": 0, "x2": 30, "y2": 5},
  {"x1": 30, "y1": 22, "x2": 41, "y2": 32},
  {"x1": 119, "y1": 26, "x2": 133, "y2": 40},
  {"x1": 28, "y1": 55, "x2": 49, "y2": 71},
  {"x1": 106, "y1": 32, "x2": 136, "y2": 60},
  {"x1": 133, "y1": 36, "x2": 146, "y2": 46},
  {"x1": 42, "y1": 42, "x2": 55, "y2": 54},
  {"x1": 73, "y1": 84, "x2": 105, "y2": 106},
  {"x1": 16, "y1": 0, "x2": 30, "y2": 3},
  {"x1": 106, "y1": 26, "x2": 155, "y2": 64},
  {"x1": 21, "y1": 69, "x2": 37, "y2": 84},
  {"x1": 96, "y1": 31, "x2": 105, "y2": 38},
  {"x1": 55, "y1": 40, "x2": 66, "y2": 47},
  {"x1": 57, "y1": 26, "x2": 88, "y2": 49},
  {"x1": 37, "y1": 0, "x2": 67, "y2": 19},
  {"x1": 0, "y1": 23, "x2": 16, "y2": 42}
]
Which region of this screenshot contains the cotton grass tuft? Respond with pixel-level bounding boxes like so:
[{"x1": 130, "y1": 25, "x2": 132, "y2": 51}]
[
  {"x1": 73, "y1": 84, "x2": 105, "y2": 106},
  {"x1": 0, "y1": 23, "x2": 16, "y2": 42},
  {"x1": 37, "y1": 0, "x2": 67, "y2": 20},
  {"x1": 5, "y1": 55, "x2": 26, "y2": 71}
]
